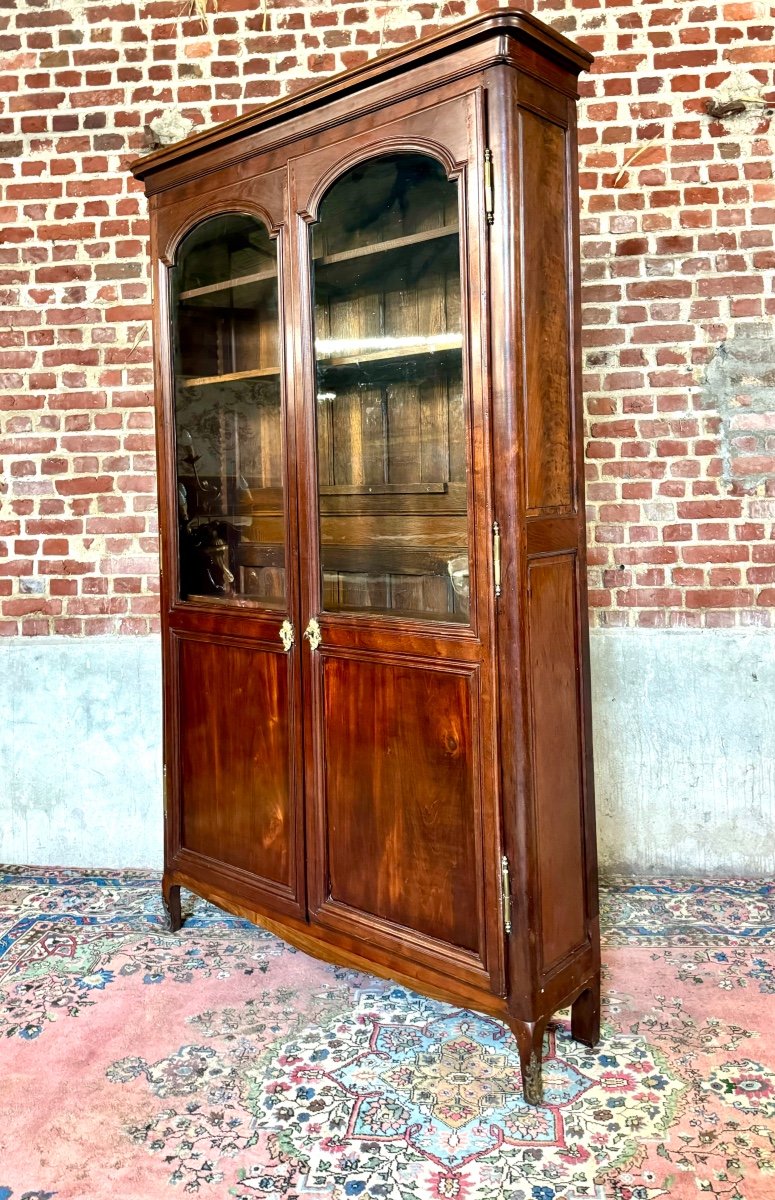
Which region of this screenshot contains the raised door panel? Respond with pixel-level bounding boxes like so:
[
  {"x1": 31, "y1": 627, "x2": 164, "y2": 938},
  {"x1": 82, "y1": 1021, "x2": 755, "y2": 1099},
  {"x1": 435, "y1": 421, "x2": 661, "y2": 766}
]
[
  {"x1": 173, "y1": 631, "x2": 301, "y2": 908},
  {"x1": 323, "y1": 656, "x2": 482, "y2": 955}
]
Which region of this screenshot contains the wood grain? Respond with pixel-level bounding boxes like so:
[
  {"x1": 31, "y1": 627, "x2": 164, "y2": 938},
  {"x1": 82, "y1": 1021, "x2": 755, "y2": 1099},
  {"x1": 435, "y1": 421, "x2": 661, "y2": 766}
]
[
  {"x1": 526, "y1": 554, "x2": 587, "y2": 970},
  {"x1": 322, "y1": 655, "x2": 481, "y2": 954},
  {"x1": 519, "y1": 109, "x2": 573, "y2": 513},
  {"x1": 176, "y1": 634, "x2": 293, "y2": 888}
]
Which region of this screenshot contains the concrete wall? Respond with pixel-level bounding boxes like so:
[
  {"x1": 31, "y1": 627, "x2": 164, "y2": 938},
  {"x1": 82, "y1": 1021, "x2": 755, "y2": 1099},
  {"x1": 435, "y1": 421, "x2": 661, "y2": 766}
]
[
  {"x1": 0, "y1": 636, "x2": 162, "y2": 868},
  {"x1": 591, "y1": 628, "x2": 775, "y2": 877},
  {"x1": 1, "y1": 631, "x2": 772, "y2": 877}
]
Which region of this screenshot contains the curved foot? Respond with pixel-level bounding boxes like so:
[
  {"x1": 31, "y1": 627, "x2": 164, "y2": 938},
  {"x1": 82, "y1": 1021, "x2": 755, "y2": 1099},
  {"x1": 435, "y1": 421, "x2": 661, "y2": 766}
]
[
  {"x1": 507, "y1": 1015, "x2": 550, "y2": 1107},
  {"x1": 522, "y1": 1049, "x2": 544, "y2": 1106},
  {"x1": 162, "y1": 880, "x2": 182, "y2": 933},
  {"x1": 571, "y1": 974, "x2": 601, "y2": 1048}
]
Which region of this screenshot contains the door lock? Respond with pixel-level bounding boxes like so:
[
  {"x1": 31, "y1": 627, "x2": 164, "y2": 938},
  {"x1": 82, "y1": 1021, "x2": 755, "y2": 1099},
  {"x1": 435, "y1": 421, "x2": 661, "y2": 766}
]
[{"x1": 303, "y1": 618, "x2": 322, "y2": 651}]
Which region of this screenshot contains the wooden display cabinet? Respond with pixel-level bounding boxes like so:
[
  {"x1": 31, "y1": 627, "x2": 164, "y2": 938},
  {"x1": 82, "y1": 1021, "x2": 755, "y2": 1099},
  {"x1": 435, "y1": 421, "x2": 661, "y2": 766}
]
[{"x1": 132, "y1": 7, "x2": 599, "y2": 1105}]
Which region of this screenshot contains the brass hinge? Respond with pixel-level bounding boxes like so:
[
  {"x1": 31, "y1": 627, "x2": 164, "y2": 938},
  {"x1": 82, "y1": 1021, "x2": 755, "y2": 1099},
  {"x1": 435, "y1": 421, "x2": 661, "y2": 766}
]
[
  {"x1": 163, "y1": 763, "x2": 168, "y2": 821},
  {"x1": 484, "y1": 148, "x2": 494, "y2": 225},
  {"x1": 492, "y1": 520, "x2": 502, "y2": 598},
  {"x1": 501, "y1": 854, "x2": 512, "y2": 935}
]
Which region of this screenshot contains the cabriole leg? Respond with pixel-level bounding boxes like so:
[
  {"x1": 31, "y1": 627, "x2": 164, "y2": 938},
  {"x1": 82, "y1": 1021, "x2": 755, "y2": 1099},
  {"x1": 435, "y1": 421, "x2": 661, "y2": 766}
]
[
  {"x1": 507, "y1": 1016, "x2": 550, "y2": 1107},
  {"x1": 162, "y1": 878, "x2": 182, "y2": 933},
  {"x1": 571, "y1": 974, "x2": 601, "y2": 1047}
]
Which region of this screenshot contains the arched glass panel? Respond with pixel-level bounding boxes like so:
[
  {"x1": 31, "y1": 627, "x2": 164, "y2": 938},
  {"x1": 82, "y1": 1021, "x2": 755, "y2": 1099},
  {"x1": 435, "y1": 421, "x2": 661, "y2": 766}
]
[
  {"x1": 171, "y1": 213, "x2": 285, "y2": 606},
  {"x1": 310, "y1": 153, "x2": 470, "y2": 623}
]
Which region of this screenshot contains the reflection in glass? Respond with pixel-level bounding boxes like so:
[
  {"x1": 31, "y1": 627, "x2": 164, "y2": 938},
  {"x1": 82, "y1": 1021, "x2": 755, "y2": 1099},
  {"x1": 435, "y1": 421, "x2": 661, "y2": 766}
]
[
  {"x1": 311, "y1": 154, "x2": 470, "y2": 622},
  {"x1": 171, "y1": 213, "x2": 285, "y2": 606}
]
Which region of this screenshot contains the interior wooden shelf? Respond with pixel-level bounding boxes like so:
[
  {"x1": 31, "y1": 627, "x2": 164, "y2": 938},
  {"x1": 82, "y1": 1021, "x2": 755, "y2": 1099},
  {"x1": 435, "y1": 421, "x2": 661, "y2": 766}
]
[
  {"x1": 183, "y1": 339, "x2": 461, "y2": 387},
  {"x1": 317, "y1": 335, "x2": 462, "y2": 371},
  {"x1": 182, "y1": 366, "x2": 281, "y2": 388},
  {"x1": 179, "y1": 266, "x2": 277, "y2": 301},
  {"x1": 177, "y1": 226, "x2": 459, "y2": 304},
  {"x1": 322, "y1": 543, "x2": 465, "y2": 575},
  {"x1": 315, "y1": 223, "x2": 459, "y2": 268},
  {"x1": 319, "y1": 482, "x2": 448, "y2": 496}
]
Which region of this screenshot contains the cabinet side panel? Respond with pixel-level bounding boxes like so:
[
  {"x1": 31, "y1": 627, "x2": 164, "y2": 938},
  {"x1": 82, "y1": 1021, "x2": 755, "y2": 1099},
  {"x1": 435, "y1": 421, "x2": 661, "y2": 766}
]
[
  {"x1": 518, "y1": 109, "x2": 573, "y2": 514},
  {"x1": 176, "y1": 634, "x2": 293, "y2": 887},
  {"x1": 527, "y1": 555, "x2": 586, "y2": 971}
]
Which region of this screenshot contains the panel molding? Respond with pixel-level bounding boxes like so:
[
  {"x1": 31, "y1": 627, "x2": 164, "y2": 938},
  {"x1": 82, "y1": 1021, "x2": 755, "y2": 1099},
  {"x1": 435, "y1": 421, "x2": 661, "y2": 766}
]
[
  {"x1": 170, "y1": 631, "x2": 301, "y2": 904},
  {"x1": 311, "y1": 653, "x2": 492, "y2": 988},
  {"x1": 525, "y1": 552, "x2": 587, "y2": 975},
  {"x1": 517, "y1": 106, "x2": 575, "y2": 517}
]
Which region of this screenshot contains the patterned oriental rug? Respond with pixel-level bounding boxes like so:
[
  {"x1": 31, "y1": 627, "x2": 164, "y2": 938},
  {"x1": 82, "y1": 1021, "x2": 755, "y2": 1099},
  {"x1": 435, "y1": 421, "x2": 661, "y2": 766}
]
[{"x1": 0, "y1": 870, "x2": 773, "y2": 1200}]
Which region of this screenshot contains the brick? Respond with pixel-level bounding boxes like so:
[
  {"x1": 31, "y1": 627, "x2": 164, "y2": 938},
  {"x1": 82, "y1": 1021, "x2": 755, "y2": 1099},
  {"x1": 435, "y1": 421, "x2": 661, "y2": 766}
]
[
  {"x1": 686, "y1": 588, "x2": 753, "y2": 608},
  {"x1": 682, "y1": 545, "x2": 750, "y2": 564},
  {"x1": 0, "y1": 1, "x2": 770, "y2": 636},
  {"x1": 55, "y1": 476, "x2": 115, "y2": 496},
  {"x1": 677, "y1": 501, "x2": 744, "y2": 519}
]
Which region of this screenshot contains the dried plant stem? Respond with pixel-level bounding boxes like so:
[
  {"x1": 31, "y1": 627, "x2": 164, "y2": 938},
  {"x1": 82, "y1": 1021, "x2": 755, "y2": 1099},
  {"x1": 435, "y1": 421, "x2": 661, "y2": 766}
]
[
  {"x1": 126, "y1": 325, "x2": 149, "y2": 362},
  {"x1": 613, "y1": 136, "x2": 663, "y2": 187},
  {"x1": 181, "y1": 0, "x2": 218, "y2": 28}
]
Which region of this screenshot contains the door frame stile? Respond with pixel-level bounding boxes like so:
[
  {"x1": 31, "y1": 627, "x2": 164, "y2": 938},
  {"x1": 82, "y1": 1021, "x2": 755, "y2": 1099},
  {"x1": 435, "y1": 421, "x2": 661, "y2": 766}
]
[
  {"x1": 288, "y1": 154, "x2": 329, "y2": 920},
  {"x1": 277, "y1": 179, "x2": 309, "y2": 921},
  {"x1": 469, "y1": 86, "x2": 508, "y2": 998}
]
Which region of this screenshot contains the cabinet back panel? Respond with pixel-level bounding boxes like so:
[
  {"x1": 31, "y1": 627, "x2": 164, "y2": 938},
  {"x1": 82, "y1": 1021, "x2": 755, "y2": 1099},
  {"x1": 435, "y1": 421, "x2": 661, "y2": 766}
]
[
  {"x1": 519, "y1": 108, "x2": 574, "y2": 514},
  {"x1": 177, "y1": 636, "x2": 293, "y2": 886},
  {"x1": 322, "y1": 655, "x2": 481, "y2": 954}
]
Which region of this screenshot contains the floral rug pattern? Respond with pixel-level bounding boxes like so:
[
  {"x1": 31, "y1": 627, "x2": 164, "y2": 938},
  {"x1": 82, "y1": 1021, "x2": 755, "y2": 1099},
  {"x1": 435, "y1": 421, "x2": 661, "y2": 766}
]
[{"x1": 0, "y1": 869, "x2": 773, "y2": 1200}]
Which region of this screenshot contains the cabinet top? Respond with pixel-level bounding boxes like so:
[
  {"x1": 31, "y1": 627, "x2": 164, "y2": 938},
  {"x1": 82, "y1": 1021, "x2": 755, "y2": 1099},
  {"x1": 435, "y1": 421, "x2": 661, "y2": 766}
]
[{"x1": 130, "y1": 7, "x2": 592, "y2": 185}]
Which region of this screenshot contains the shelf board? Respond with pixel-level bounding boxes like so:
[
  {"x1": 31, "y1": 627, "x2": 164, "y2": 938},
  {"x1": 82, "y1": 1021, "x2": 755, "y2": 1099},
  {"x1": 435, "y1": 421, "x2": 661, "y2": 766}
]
[
  {"x1": 179, "y1": 267, "x2": 277, "y2": 302},
  {"x1": 182, "y1": 366, "x2": 281, "y2": 388},
  {"x1": 317, "y1": 334, "x2": 462, "y2": 371},
  {"x1": 319, "y1": 482, "x2": 447, "y2": 496},
  {"x1": 321, "y1": 543, "x2": 466, "y2": 576},
  {"x1": 176, "y1": 227, "x2": 457, "y2": 303},
  {"x1": 315, "y1": 223, "x2": 459, "y2": 269},
  {"x1": 181, "y1": 339, "x2": 461, "y2": 389}
]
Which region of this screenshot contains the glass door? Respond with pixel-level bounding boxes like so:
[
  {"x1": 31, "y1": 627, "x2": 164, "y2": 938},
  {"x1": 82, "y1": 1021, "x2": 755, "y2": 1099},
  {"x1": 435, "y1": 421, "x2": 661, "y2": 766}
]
[
  {"x1": 292, "y1": 95, "x2": 504, "y2": 995},
  {"x1": 311, "y1": 153, "x2": 470, "y2": 621},
  {"x1": 164, "y1": 207, "x2": 304, "y2": 919},
  {"x1": 172, "y1": 213, "x2": 285, "y2": 608}
]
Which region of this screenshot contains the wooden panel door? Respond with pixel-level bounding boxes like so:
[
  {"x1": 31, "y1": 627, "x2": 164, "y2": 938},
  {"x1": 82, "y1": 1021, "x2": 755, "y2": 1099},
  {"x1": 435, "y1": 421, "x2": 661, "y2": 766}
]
[
  {"x1": 155, "y1": 184, "x2": 306, "y2": 921},
  {"x1": 290, "y1": 93, "x2": 504, "y2": 993}
]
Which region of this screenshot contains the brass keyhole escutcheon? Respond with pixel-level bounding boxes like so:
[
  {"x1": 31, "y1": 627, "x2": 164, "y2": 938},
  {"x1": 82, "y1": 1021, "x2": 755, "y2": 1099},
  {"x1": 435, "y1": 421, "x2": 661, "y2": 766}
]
[
  {"x1": 279, "y1": 620, "x2": 295, "y2": 652},
  {"x1": 303, "y1": 618, "x2": 322, "y2": 651}
]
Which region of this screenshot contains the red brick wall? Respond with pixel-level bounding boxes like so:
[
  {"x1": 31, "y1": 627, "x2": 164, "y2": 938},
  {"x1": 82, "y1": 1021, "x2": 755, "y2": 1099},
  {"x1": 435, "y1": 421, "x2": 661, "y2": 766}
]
[{"x1": 1, "y1": 0, "x2": 773, "y2": 635}]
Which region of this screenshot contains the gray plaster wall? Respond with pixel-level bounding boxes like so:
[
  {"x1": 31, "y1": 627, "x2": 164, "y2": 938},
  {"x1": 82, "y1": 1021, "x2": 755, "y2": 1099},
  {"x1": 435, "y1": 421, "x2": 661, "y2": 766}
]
[
  {"x1": 0, "y1": 637, "x2": 163, "y2": 869},
  {"x1": 1, "y1": 630, "x2": 773, "y2": 876},
  {"x1": 591, "y1": 628, "x2": 775, "y2": 877}
]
